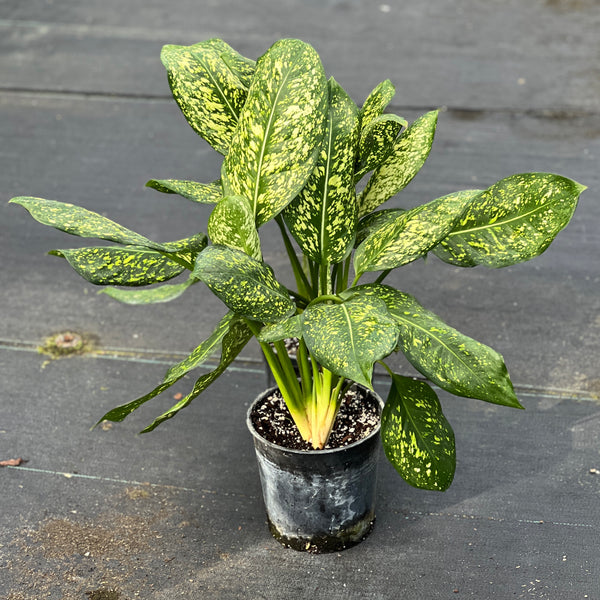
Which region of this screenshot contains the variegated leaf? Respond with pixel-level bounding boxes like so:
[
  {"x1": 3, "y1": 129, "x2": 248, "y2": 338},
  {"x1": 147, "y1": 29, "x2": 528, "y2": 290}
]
[
  {"x1": 208, "y1": 195, "x2": 261, "y2": 259},
  {"x1": 146, "y1": 179, "x2": 222, "y2": 204},
  {"x1": 161, "y1": 40, "x2": 249, "y2": 155},
  {"x1": 432, "y1": 173, "x2": 587, "y2": 268},
  {"x1": 358, "y1": 110, "x2": 439, "y2": 217},
  {"x1": 302, "y1": 295, "x2": 399, "y2": 388},
  {"x1": 283, "y1": 77, "x2": 359, "y2": 264},
  {"x1": 209, "y1": 39, "x2": 256, "y2": 88},
  {"x1": 100, "y1": 276, "x2": 198, "y2": 304},
  {"x1": 222, "y1": 38, "x2": 328, "y2": 226},
  {"x1": 355, "y1": 114, "x2": 407, "y2": 182},
  {"x1": 193, "y1": 245, "x2": 295, "y2": 322},
  {"x1": 257, "y1": 314, "x2": 303, "y2": 343},
  {"x1": 9, "y1": 197, "x2": 207, "y2": 261},
  {"x1": 96, "y1": 312, "x2": 249, "y2": 426},
  {"x1": 382, "y1": 374, "x2": 456, "y2": 491},
  {"x1": 354, "y1": 190, "x2": 479, "y2": 276},
  {"x1": 49, "y1": 246, "x2": 184, "y2": 286},
  {"x1": 349, "y1": 284, "x2": 521, "y2": 408},
  {"x1": 360, "y1": 79, "x2": 395, "y2": 129},
  {"x1": 10, "y1": 197, "x2": 154, "y2": 247},
  {"x1": 141, "y1": 316, "x2": 253, "y2": 432},
  {"x1": 355, "y1": 208, "x2": 405, "y2": 247}
]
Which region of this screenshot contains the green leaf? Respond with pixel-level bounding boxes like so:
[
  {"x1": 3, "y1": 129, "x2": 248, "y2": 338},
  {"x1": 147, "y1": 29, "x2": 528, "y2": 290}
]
[
  {"x1": 222, "y1": 38, "x2": 328, "y2": 226},
  {"x1": 257, "y1": 314, "x2": 303, "y2": 343},
  {"x1": 354, "y1": 190, "x2": 479, "y2": 276},
  {"x1": 302, "y1": 295, "x2": 399, "y2": 388},
  {"x1": 359, "y1": 79, "x2": 396, "y2": 129},
  {"x1": 432, "y1": 173, "x2": 587, "y2": 268},
  {"x1": 49, "y1": 246, "x2": 184, "y2": 286},
  {"x1": 10, "y1": 197, "x2": 154, "y2": 247},
  {"x1": 381, "y1": 374, "x2": 455, "y2": 491},
  {"x1": 350, "y1": 284, "x2": 522, "y2": 408},
  {"x1": 161, "y1": 39, "x2": 250, "y2": 155},
  {"x1": 283, "y1": 77, "x2": 360, "y2": 264},
  {"x1": 193, "y1": 245, "x2": 295, "y2": 322},
  {"x1": 96, "y1": 312, "x2": 249, "y2": 425},
  {"x1": 140, "y1": 316, "x2": 253, "y2": 432},
  {"x1": 355, "y1": 208, "x2": 405, "y2": 247},
  {"x1": 146, "y1": 179, "x2": 222, "y2": 204},
  {"x1": 358, "y1": 110, "x2": 439, "y2": 217},
  {"x1": 9, "y1": 197, "x2": 207, "y2": 263},
  {"x1": 210, "y1": 39, "x2": 256, "y2": 88},
  {"x1": 355, "y1": 114, "x2": 407, "y2": 182},
  {"x1": 99, "y1": 277, "x2": 198, "y2": 304},
  {"x1": 208, "y1": 195, "x2": 261, "y2": 260}
]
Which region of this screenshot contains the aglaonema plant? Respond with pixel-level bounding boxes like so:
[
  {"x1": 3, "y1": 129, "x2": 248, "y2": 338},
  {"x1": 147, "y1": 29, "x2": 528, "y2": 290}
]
[{"x1": 10, "y1": 38, "x2": 586, "y2": 491}]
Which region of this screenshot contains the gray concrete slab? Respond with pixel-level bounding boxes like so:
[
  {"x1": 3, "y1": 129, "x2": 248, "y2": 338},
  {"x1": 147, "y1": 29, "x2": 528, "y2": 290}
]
[{"x1": 1, "y1": 0, "x2": 599, "y2": 598}]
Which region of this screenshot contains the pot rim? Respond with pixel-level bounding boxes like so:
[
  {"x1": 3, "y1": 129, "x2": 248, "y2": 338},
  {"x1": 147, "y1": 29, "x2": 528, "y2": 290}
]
[{"x1": 246, "y1": 383, "x2": 384, "y2": 456}]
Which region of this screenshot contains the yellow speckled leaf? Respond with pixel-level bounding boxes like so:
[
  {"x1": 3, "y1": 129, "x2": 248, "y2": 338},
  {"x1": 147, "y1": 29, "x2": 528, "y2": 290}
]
[
  {"x1": 283, "y1": 77, "x2": 359, "y2": 264},
  {"x1": 382, "y1": 374, "x2": 455, "y2": 491},
  {"x1": 100, "y1": 276, "x2": 198, "y2": 304},
  {"x1": 96, "y1": 312, "x2": 250, "y2": 428},
  {"x1": 355, "y1": 113, "x2": 406, "y2": 182},
  {"x1": 349, "y1": 284, "x2": 521, "y2": 408},
  {"x1": 146, "y1": 179, "x2": 222, "y2": 203},
  {"x1": 208, "y1": 195, "x2": 261, "y2": 260},
  {"x1": 49, "y1": 246, "x2": 184, "y2": 286},
  {"x1": 193, "y1": 245, "x2": 294, "y2": 322},
  {"x1": 432, "y1": 173, "x2": 587, "y2": 268},
  {"x1": 161, "y1": 39, "x2": 252, "y2": 155},
  {"x1": 358, "y1": 110, "x2": 439, "y2": 217},
  {"x1": 354, "y1": 190, "x2": 479, "y2": 276},
  {"x1": 360, "y1": 79, "x2": 395, "y2": 129},
  {"x1": 302, "y1": 295, "x2": 399, "y2": 388},
  {"x1": 222, "y1": 39, "x2": 328, "y2": 227}
]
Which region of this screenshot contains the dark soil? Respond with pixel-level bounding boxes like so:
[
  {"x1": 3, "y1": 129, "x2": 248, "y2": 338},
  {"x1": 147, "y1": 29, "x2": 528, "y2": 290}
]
[{"x1": 250, "y1": 385, "x2": 380, "y2": 451}]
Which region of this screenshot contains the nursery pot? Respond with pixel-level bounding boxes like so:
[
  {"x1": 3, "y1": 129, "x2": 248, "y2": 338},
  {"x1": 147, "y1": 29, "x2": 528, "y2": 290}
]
[{"x1": 247, "y1": 386, "x2": 383, "y2": 553}]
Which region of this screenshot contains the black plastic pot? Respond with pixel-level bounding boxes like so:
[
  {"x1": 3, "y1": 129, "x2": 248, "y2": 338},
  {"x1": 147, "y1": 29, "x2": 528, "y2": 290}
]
[{"x1": 247, "y1": 386, "x2": 383, "y2": 553}]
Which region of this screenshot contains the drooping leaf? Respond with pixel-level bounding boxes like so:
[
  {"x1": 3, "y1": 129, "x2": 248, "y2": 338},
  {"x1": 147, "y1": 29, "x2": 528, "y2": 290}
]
[
  {"x1": 354, "y1": 190, "x2": 479, "y2": 276},
  {"x1": 359, "y1": 79, "x2": 396, "y2": 129},
  {"x1": 146, "y1": 179, "x2": 222, "y2": 204},
  {"x1": 141, "y1": 316, "x2": 253, "y2": 432},
  {"x1": 381, "y1": 374, "x2": 456, "y2": 491},
  {"x1": 49, "y1": 246, "x2": 184, "y2": 286},
  {"x1": 161, "y1": 40, "x2": 251, "y2": 155},
  {"x1": 9, "y1": 197, "x2": 207, "y2": 262},
  {"x1": 355, "y1": 114, "x2": 407, "y2": 182},
  {"x1": 302, "y1": 295, "x2": 399, "y2": 388},
  {"x1": 283, "y1": 77, "x2": 360, "y2": 264},
  {"x1": 222, "y1": 38, "x2": 328, "y2": 226},
  {"x1": 208, "y1": 195, "x2": 261, "y2": 259},
  {"x1": 349, "y1": 284, "x2": 522, "y2": 408},
  {"x1": 99, "y1": 276, "x2": 198, "y2": 304},
  {"x1": 257, "y1": 314, "x2": 303, "y2": 343},
  {"x1": 358, "y1": 110, "x2": 439, "y2": 217},
  {"x1": 95, "y1": 312, "x2": 248, "y2": 425},
  {"x1": 193, "y1": 245, "x2": 295, "y2": 322},
  {"x1": 10, "y1": 197, "x2": 154, "y2": 247},
  {"x1": 432, "y1": 173, "x2": 587, "y2": 268}
]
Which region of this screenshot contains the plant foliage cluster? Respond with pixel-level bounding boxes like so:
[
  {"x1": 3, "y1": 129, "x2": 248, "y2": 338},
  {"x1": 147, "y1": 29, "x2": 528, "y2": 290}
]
[{"x1": 11, "y1": 38, "x2": 585, "y2": 490}]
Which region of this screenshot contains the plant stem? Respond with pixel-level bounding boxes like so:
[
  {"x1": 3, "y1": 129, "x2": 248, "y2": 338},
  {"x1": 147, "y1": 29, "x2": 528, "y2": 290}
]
[
  {"x1": 275, "y1": 215, "x2": 311, "y2": 298},
  {"x1": 374, "y1": 269, "x2": 392, "y2": 285}
]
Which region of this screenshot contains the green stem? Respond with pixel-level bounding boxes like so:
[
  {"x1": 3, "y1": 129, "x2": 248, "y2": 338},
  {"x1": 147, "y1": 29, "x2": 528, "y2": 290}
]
[
  {"x1": 374, "y1": 269, "x2": 392, "y2": 285},
  {"x1": 275, "y1": 216, "x2": 311, "y2": 298}
]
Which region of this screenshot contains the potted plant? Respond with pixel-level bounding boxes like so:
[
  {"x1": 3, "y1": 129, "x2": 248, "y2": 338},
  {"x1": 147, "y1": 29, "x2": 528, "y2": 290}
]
[{"x1": 10, "y1": 38, "x2": 585, "y2": 552}]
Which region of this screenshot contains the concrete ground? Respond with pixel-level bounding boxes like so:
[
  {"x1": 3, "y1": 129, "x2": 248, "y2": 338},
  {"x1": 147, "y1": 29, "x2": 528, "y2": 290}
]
[{"x1": 1, "y1": 1, "x2": 599, "y2": 598}]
